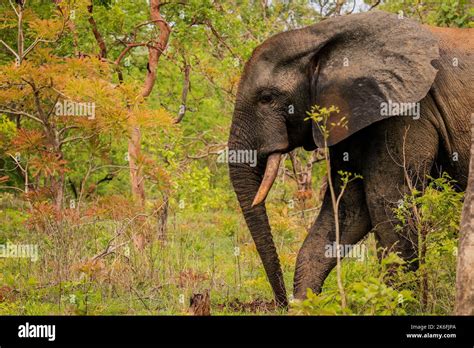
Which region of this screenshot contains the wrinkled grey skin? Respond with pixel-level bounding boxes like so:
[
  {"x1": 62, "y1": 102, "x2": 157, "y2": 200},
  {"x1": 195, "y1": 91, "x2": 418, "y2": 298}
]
[{"x1": 228, "y1": 10, "x2": 473, "y2": 307}]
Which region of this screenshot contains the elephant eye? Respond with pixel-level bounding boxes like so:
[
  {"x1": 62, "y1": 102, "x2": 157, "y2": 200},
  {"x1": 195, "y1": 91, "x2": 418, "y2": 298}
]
[{"x1": 259, "y1": 92, "x2": 273, "y2": 104}]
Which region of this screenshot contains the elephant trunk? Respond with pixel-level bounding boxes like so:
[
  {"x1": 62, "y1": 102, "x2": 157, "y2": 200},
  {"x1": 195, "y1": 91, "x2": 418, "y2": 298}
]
[{"x1": 228, "y1": 145, "x2": 287, "y2": 308}]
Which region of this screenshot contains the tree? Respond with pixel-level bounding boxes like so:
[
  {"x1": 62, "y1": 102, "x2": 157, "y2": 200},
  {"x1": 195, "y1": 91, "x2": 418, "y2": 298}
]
[
  {"x1": 127, "y1": 0, "x2": 170, "y2": 206},
  {"x1": 84, "y1": 0, "x2": 170, "y2": 206},
  {"x1": 0, "y1": 1, "x2": 171, "y2": 211},
  {"x1": 456, "y1": 113, "x2": 474, "y2": 315}
]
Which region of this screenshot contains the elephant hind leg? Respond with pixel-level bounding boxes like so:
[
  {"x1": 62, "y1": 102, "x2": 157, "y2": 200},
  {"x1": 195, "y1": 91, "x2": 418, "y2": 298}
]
[
  {"x1": 362, "y1": 117, "x2": 439, "y2": 269},
  {"x1": 293, "y1": 176, "x2": 372, "y2": 299}
]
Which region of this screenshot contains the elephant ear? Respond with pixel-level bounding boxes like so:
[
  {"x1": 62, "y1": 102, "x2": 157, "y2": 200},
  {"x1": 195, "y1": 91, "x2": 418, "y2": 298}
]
[{"x1": 298, "y1": 11, "x2": 440, "y2": 147}]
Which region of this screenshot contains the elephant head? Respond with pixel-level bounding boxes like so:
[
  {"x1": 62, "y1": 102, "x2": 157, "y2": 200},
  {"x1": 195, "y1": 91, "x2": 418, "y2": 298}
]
[{"x1": 228, "y1": 10, "x2": 439, "y2": 307}]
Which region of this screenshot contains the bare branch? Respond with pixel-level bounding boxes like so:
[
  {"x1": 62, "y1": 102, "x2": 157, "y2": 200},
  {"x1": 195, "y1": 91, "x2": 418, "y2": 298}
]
[
  {"x1": 87, "y1": 2, "x2": 107, "y2": 58},
  {"x1": 58, "y1": 125, "x2": 79, "y2": 136},
  {"x1": 0, "y1": 40, "x2": 20, "y2": 60},
  {"x1": 174, "y1": 61, "x2": 191, "y2": 124},
  {"x1": 0, "y1": 108, "x2": 44, "y2": 124},
  {"x1": 204, "y1": 19, "x2": 242, "y2": 64},
  {"x1": 114, "y1": 42, "x2": 150, "y2": 65},
  {"x1": 8, "y1": 0, "x2": 19, "y2": 17},
  {"x1": 369, "y1": 0, "x2": 381, "y2": 11},
  {"x1": 141, "y1": 0, "x2": 171, "y2": 97},
  {"x1": 60, "y1": 133, "x2": 96, "y2": 146},
  {"x1": 186, "y1": 143, "x2": 226, "y2": 159},
  {"x1": 0, "y1": 186, "x2": 25, "y2": 193}
]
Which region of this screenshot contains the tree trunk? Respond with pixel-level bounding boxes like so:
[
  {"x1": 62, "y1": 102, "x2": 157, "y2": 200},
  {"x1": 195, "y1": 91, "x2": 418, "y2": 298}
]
[
  {"x1": 128, "y1": 0, "x2": 170, "y2": 205},
  {"x1": 455, "y1": 113, "x2": 474, "y2": 315},
  {"x1": 128, "y1": 125, "x2": 145, "y2": 205},
  {"x1": 54, "y1": 174, "x2": 65, "y2": 210},
  {"x1": 87, "y1": 3, "x2": 107, "y2": 59},
  {"x1": 157, "y1": 196, "x2": 169, "y2": 240},
  {"x1": 189, "y1": 291, "x2": 210, "y2": 316}
]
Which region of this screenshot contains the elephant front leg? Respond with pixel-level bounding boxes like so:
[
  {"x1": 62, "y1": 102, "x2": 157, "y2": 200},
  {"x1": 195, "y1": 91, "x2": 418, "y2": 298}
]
[{"x1": 293, "y1": 178, "x2": 371, "y2": 299}]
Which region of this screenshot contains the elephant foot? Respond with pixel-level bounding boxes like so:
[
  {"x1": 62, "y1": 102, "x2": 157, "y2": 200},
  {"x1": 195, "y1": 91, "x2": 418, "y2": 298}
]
[
  {"x1": 293, "y1": 263, "x2": 325, "y2": 300},
  {"x1": 293, "y1": 284, "x2": 322, "y2": 300}
]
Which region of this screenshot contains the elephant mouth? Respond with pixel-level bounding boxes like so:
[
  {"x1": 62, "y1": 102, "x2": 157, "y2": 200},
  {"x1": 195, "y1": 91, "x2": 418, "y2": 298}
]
[{"x1": 251, "y1": 152, "x2": 282, "y2": 207}]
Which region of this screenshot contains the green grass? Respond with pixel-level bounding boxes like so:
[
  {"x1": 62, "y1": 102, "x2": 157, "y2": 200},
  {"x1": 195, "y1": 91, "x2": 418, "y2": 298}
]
[
  {"x1": 0, "y1": 174, "x2": 460, "y2": 315},
  {"x1": 0, "y1": 205, "x2": 298, "y2": 315}
]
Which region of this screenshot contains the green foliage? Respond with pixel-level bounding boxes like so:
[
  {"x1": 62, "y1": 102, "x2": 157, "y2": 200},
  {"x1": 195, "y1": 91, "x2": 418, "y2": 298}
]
[
  {"x1": 378, "y1": 0, "x2": 473, "y2": 28},
  {"x1": 434, "y1": 0, "x2": 473, "y2": 28},
  {"x1": 0, "y1": 115, "x2": 16, "y2": 152},
  {"x1": 394, "y1": 174, "x2": 463, "y2": 234},
  {"x1": 291, "y1": 173, "x2": 462, "y2": 316},
  {"x1": 338, "y1": 170, "x2": 363, "y2": 190},
  {"x1": 291, "y1": 251, "x2": 416, "y2": 315},
  {"x1": 305, "y1": 105, "x2": 347, "y2": 141},
  {"x1": 392, "y1": 174, "x2": 462, "y2": 313}
]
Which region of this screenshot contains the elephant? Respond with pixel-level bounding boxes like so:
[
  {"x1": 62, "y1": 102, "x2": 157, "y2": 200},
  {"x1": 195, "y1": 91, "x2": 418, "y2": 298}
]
[{"x1": 227, "y1": 10, "x2": 474, "y2": 308}]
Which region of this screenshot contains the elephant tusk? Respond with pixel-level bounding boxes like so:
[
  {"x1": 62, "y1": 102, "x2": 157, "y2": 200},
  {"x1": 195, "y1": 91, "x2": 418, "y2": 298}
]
[{"x1": 252, "y1": 152, "x2": 282, "y2": 207}]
